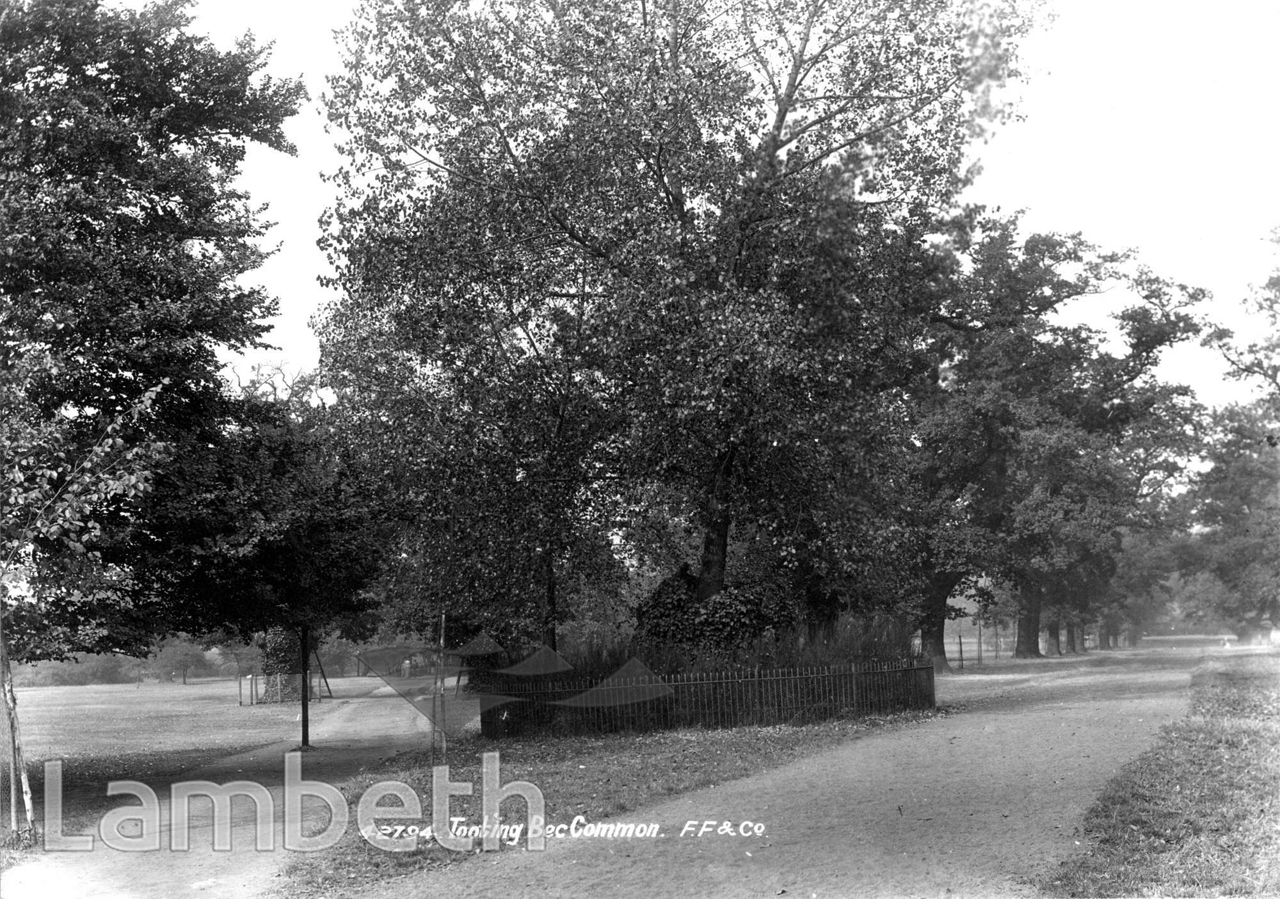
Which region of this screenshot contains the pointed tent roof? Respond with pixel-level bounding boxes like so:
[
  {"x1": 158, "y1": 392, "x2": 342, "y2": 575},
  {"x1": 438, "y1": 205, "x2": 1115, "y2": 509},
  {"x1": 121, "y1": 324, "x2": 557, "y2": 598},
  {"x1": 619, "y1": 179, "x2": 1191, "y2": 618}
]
[
  {"x1": 450, "y1": 632, "x2": 505, "y2": 657},
  {"x1": 497, "y1": 645, "x2": 573, "y2": 677}
]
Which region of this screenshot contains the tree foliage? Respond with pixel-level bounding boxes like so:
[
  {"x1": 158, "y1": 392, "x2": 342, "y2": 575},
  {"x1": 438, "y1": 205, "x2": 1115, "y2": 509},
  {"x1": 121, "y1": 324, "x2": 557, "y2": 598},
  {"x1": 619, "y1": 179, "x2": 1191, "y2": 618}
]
[
  {"x1": 320, "y1": 0, "x2": 1032, "y2": 649},
  {"x1": 1180, "y1": 400, "x2": 1280, "y2": 640},
  {"x1": 1, "y1": 0, "x2": 305, "y2": 659},
  {"x1": 123, "y1": 383, "x2": 391, "y2": 644},
  {"x1": 1, "y1": 0, "x2": 304, "y2": 835},
  {"x1": 896, "y1": 213, "x2": 1202, "y2": 663}
]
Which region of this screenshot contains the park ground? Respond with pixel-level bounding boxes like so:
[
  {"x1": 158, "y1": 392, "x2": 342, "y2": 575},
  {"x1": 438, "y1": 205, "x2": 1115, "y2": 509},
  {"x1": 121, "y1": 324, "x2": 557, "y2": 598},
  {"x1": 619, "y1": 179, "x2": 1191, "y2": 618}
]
[{"x1": 1, "y1": 642, "x2": 1276, "y2": 898}]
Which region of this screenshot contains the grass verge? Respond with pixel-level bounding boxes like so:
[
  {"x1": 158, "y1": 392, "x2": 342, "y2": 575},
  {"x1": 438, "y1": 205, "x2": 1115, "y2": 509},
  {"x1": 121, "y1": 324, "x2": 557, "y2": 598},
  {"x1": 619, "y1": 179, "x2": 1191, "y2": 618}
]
[
  {"x1": 280, "y1": 708, "x2": 944, "y2": 898},
  {"x1": 1043, "y1": 651, "x2": 1280, "y2": 897}
]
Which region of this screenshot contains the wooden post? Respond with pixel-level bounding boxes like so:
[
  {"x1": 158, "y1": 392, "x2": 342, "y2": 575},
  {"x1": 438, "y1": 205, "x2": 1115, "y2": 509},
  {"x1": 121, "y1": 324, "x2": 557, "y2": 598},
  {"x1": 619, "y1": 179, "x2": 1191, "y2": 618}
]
[
  {"x1": 299, "y1": 623, "x2": 310, "y2": 748},
  {"x1": 957, "y1": 632, "x2": 964, "y2": 670},
  {"x1": 432, "y1": 611, "x2": 446, "y2": 766},
  {"x1": 9, "y1": 740, "x2": 16, "y2": 832},
  {"x1": 1, "y1": 619, "x2": 35, "y2": 840},
  {"x1": 311, "y1": 650, "x2": 332, "y2": 699}
]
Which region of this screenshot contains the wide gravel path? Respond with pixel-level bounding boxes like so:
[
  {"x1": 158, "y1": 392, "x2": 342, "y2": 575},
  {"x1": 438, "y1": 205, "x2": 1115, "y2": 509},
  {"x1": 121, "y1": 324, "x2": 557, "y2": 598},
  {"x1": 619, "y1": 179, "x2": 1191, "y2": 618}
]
[{"x1": 347, "y1": 650, "x2": 1197, "y2": 899}]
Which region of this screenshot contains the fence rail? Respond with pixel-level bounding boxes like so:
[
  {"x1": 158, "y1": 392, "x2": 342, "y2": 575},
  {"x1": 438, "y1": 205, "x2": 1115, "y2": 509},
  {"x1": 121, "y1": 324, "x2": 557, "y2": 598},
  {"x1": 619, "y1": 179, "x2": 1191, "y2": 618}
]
[
  {"x1": 237, "y1": 672, "x2": 327, "y2": 705},
  {"x1": 473, "y1": 658, "x2": 934, "y2": 738}
]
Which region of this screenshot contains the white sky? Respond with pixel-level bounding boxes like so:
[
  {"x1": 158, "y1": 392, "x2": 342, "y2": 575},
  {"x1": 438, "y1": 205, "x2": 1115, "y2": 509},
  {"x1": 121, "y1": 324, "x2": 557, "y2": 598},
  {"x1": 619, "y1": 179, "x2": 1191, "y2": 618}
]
[{"x1": 166, "y1": 0, "x2": 1279, "y2": 409}]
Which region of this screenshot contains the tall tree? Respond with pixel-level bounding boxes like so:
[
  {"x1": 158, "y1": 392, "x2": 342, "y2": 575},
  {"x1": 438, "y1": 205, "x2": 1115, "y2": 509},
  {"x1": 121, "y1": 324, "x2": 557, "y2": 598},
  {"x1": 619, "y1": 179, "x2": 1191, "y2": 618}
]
[
  {"x1": 1, "y1": 0, "x2": 302, "y2": 833},
  {"x1": 1181, "y1": 401, "x2": 1280, "y2": 642},
  {"x1": 321, "y1": 0, "x2": 1030, "y2": 645},
  {"x1": 124, "y1": 381, "x2": 391, "y2": 744},
  {"x1": 1188, "y1": 237, "x2": 1280, "y2": 641},
  {"x1": 1, "y1": 0, "x2": 304, "y2": 659},
  {"x1": 906, "y1": 216, "x2": 1202, "y2": 666}
]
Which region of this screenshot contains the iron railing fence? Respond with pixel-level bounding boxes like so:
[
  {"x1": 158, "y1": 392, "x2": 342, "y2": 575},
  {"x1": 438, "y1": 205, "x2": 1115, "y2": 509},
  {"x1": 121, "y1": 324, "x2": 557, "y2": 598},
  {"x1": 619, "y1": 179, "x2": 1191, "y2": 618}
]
[{"x1": 473, "y1": 658, "x2": 934, "y2": 738}]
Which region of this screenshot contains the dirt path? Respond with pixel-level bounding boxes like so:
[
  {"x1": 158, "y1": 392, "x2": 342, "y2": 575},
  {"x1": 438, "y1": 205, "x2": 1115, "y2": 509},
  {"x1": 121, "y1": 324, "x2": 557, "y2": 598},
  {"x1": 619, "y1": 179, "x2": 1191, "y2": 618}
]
[
  {"x1": 0, "y1": 649, "x2": 1200, "y2": 899},
  {"x1": 0, "y1": 678, "x2": 439, "y2": 899},
  {"x1": 346, "y1": 649, "x2": 1197, "y2": 899}
]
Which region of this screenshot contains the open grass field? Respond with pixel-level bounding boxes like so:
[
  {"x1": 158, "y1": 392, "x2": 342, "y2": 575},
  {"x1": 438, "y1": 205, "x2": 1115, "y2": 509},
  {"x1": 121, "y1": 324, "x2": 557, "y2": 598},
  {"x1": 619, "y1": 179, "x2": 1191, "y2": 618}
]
[
  {"x1": 5, "y1": 679, "x2": 308, "y2": 760},
  {"x1": 0, "y1": 677, "x2": 350, "y2": 846},
  {"x1": 1043, "y1": 650, "x2": 1280, "y2": 897}
]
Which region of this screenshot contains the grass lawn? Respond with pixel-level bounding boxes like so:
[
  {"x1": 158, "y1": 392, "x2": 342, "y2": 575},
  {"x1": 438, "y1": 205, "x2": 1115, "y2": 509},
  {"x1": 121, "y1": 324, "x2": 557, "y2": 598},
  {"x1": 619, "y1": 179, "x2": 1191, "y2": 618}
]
[
  {"x1": 282, "y1": 707, "x2": 944, "y2": 898},
  {"x1": 0, "y1": 679, "x2": 331, "y2": 849},
  {"x1": 1043, "y1": 651, "x2": 1280, "y2": 897}
]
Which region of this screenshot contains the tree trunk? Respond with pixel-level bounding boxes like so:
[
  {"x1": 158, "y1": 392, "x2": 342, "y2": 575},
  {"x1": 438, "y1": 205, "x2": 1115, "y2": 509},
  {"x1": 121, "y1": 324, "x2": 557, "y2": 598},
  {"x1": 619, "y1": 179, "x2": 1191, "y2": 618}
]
[
  {"x1": 1014, "y1": 586, "x2": 1042, "y2": 658},
  {"x1": 919, "y1": 572, "x2": 964, "y2": 673},
  {"x1": 0, "y1": 621, "x2": 36, "y2": 840},
  {"x1": 1097, "y1": 625, "x2": 1110, "y2": 650},
  {"x1": 919, "y1": 623, "x2": 950, "y2": 673},
  {"x1": 1044, "y1": 619, "x2": 1062, "y2": 656},
  {"x1": 1064, "y1": 622, "x2": 1077, "y2": 653},
  {"x1": 695, "y1": 448, "x2": 736, "y2": 603},
  {"x1": 543, "y1": 553, "x2": 558, "y2": 652}
]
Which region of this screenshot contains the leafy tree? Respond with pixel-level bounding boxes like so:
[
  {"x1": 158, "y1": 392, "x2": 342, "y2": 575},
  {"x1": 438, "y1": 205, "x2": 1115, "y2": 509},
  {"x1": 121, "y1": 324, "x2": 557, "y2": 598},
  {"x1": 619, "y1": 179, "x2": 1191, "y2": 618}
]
[
  {"x1": 1181, "y1": 401, "x2": 1280, "y2": 642},
  {"x1": 319, "y1": 285, "x2": 626, "y2": 652},
  {"x1": 1161, "y1": 569, "x2": 1238, "y2": 635},
  {"x1": 10, "y1": 652, "x2": 140, "y2": 687},
  {"x1": 903, "y1": 215, "x2": 1202, "y2": 666},
  {"x1": 1, "y1": 0, "x2": 303, "y2": 833},
  {"x1": 151, "y1": 634, "x2": 208, "y2": 684},
  {"x1": 2, "y1": 0, "x2": 303, "y2": 435},
  {"x1": 206, "y1": 630, "x2": 263, "y2": 676},
  {"x1": 1094, "y1": 529, "x2": 1185, "y2": 649},
  {"x1": 1, "y1": 0, "x2": 304, "y2": 658},
  {"x1": 1, "y1": 359, "x2": 165, "y2": 656},
  {"x1": 321, "y1": 0, "x2": 1030, "y2": 648},
  {"x1": 0, "y1": 354, "x2": 162, "y2": 840},
  {"x1": 1208, "y1": 231, "x2": 1280, "y2": 397},
  {"x1": 1189, "y1": 237, "x2": 1280, "y2": 642},
  {"x1": 121, "y1": 383, "x2": 392, "y2": 742}
]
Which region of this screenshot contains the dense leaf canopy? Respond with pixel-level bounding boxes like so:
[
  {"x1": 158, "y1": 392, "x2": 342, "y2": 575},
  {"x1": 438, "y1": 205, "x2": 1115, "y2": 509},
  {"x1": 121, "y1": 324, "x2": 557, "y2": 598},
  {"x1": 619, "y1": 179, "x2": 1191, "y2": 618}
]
[{"x1": 1, "y1": 0, "x2": 305, "y2": 659}]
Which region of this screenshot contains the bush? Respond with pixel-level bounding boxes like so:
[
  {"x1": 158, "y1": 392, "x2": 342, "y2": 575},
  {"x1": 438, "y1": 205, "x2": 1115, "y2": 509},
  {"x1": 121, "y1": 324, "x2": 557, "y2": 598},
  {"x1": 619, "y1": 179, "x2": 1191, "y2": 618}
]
[{"x1": 12, "y1": 653, "x2": 140, "y2": 687}]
